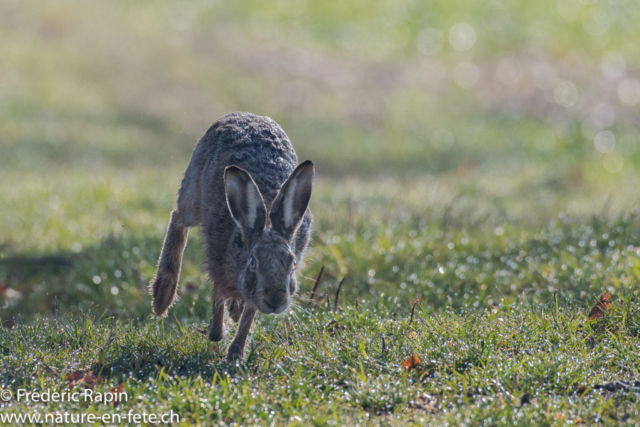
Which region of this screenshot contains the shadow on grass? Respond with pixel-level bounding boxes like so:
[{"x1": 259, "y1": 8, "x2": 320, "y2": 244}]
[
  {"x1": 0, "y1": 233, "x2": 212, "y2": 325},
  {"x1": 2, "y1": 209, "x2": 640, "y2": 329}
]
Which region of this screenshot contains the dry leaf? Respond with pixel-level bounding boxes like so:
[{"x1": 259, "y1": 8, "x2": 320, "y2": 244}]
[
  {"x1": 402, "y1": 354, "x2": 420, "y2": 370},
  {"x1": 65, "y1": 370, "x2": 86, "y2": 388},
  {"x1": 588, "y1": 294, "x2": 611, "y2": 320},
  {"x1": 109, "y1": 383, "x2": 124, "y2": 407},
  {"x1": 65, "y1": 370, "x2": 104, "y2": 389}
]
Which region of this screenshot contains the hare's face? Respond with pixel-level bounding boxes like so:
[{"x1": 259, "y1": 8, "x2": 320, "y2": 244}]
[
  {"x1": 239, "y1": 237, "x2": 298, "y2": 314},
  {"x1": 224, "y1": 160, "x2": 314, "y2": 315}
]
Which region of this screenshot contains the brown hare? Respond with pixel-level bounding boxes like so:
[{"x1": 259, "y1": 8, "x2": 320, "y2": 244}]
[{"x1": 150, "y1": 112, "x2": 314, "y2": 361}]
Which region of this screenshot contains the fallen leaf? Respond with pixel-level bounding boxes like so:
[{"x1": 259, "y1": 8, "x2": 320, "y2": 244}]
[
  {"x1": 402, "y1": 354, "x2": 420, "y2": 370},
  {"x1": 65, "y1": 370, "x2": 104, "y2": 389},
  {"x1": 588, "y1": 294, "x2": 611, "y2": 320},
  {"x1": 109, "y1": 383, "x2": 125, "y2": 407},
  {"x1": 65, "y1": 370, "x2": 86, "y2": 388}
]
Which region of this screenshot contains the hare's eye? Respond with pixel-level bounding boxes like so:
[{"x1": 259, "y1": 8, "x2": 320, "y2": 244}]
[
  {"x1": 292, "y1": 259, "x2": 297, "y2": 270},
  {"x1": 249, "y1": 256, "x2": 256, "y2": 270}
]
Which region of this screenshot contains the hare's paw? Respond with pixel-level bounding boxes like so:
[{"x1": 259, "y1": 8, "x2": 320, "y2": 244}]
[
  {"x1": 150, "y1": 275, "x2": 177, "y2": 317},
  {"x1": 208, "y1": 318, "x2": 226, "y2": 342},
  {"x1": 226, "y1": 344, "x2": 245, "y2": 362}
]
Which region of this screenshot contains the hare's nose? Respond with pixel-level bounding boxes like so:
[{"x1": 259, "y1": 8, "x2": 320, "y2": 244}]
[{"x1": 265, "y1": 290, "x2": 286, "y2": 310}]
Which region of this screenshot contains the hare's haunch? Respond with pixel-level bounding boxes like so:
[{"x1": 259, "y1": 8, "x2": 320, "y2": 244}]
[{"x1": 150, "y1": 112, "x2": 314, "y2": 361}]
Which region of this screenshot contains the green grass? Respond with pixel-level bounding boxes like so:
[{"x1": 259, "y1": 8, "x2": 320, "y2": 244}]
[
  {"x1": 1, "y1": 301, "x2": 640, "y2": 425},
  {"x1": 2, "y1": 167, "x2": 639, "y2": 322},
  {"x1": 2, "y1": 0, "x2": 640, "y2": 424},
  {"x1": 1, "y1": 168, "x2": 640, "y2": 425}
]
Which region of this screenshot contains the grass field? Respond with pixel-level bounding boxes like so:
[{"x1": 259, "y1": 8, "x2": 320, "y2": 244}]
[{"x1": 2, "y1": 0, "x2": 640, "y2": 425}]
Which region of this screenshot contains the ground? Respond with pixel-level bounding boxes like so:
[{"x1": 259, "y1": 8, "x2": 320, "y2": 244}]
[{"x1": 1, "y1": 0, "x2": 640, "y2": 425}]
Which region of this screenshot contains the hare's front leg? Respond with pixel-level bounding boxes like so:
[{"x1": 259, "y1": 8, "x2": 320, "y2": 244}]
[
  {"x1": 227, "y1": 299, "x2": 245, "y2": 323},
  {"x1": 226, "y1": 305, "x2": 257, "y2": 362},
  {"x1": 208, "y1": 294, "x2": 226, "y2": 342}
]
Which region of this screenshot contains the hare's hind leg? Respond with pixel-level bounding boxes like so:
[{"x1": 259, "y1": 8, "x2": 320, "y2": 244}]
[{"x1": 150, "y1": 209, "x2": 189, "y2": 317}]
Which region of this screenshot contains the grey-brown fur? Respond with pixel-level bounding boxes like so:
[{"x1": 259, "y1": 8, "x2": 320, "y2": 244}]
[{"x1": 149, "y1": 112, "x2": 314, "y2": 361}]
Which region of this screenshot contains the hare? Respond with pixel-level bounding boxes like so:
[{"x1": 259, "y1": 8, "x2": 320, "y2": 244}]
[{"x1": 150, "y1": 112, "x2": 314, "y2": 361}]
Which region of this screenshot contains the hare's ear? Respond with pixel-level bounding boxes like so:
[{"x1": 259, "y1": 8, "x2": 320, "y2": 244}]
[
  {"x1": 224, "y1": 166, "x2": 267, "y2": 242},
  {"x1": 270, "y1": 160, "x2": 314, "y2": 241}
]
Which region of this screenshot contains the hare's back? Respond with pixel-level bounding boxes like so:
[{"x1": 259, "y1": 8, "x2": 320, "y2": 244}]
[{"x1": 195, "y1": 112, "x2": 299, "y2": 205}]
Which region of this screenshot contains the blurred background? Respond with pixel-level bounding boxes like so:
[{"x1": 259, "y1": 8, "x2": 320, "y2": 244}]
[{"x1": 1, "y1": 0, "x2": 639, "y2": 324}]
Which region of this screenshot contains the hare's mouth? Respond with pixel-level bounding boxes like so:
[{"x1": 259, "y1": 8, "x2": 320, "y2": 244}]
[{"x1": 257, "y1": 300, "x2": 289, "y2": 315}]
